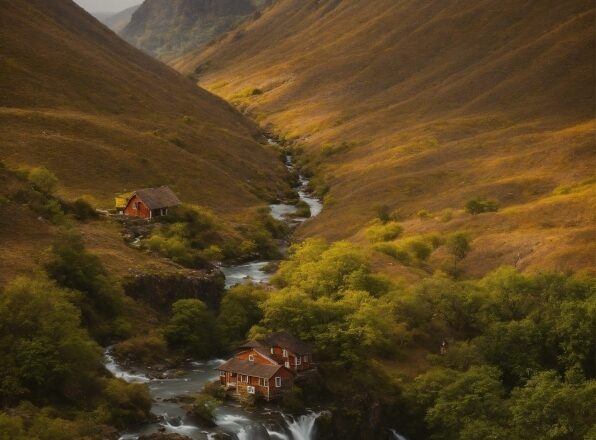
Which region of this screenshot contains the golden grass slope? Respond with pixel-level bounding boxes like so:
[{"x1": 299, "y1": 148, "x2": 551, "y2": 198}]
[
  {"x1": 0, "y1": 0, "x2": 289, "y2": 212},
  {"x1": 175, "y1": 0, "x2": 596, "y2": 275}
]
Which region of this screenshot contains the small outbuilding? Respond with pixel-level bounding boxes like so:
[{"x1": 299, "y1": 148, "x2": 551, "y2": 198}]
[{"x1": 122, "y1": 186, "x2": 181, "y2": 219}]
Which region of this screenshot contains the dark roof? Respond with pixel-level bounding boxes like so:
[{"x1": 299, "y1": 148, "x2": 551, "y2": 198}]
[
  {"x1": 217, "y1": 358, "x2": 291, "y2": 379},
  {"x1": 259, "y1": 331, "x2": 311, "y2": 355},
  {"x1": 134, "y1": 186, "x2": 181, "y2": 209}
]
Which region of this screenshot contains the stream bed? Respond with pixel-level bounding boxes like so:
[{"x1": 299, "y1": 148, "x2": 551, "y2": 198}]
[{"x1": 110, "y1": 142, "x2": 325, "y2": 439}]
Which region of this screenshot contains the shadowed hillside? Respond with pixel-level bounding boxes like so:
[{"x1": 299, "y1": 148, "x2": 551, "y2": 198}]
[
  {"x1": 0, "y1": 0, "x2": 288, "y2": 212},
  {"x1": 121, "y1": 0, "x2": 270, "y2": 60},
  {"x1": 176, "y1": 0, "x2": 596, "y2": 276}
]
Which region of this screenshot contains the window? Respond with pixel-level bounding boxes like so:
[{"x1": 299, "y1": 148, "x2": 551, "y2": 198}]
[
  {"x1": 259, "y1": 378, "x2": 267, "y2": 387},
  {"x1": 220, "y1": 371, "x2": 225, "y2": 376},
  {"x1": 240, "y1": 375, "x2": 249, "y2": 383},
  {"x1": 270, "y1": 347, "x2": 274, "y2": 354},
  {"x1": 296, "y1": 356, "x2": 301, "y2": 365},
  {"x1": 134, "y1": 202, "x2": 141, "y2": 210},
  {"x1": 275, "y1": 377, "x2": 282, "y2": 388},
  {"x1": 248, "y1": 355, "x2": 255, "y2": 362},
  {"x1": 282, "y1": 349, "x2": 288, "y2": 358},
  {"x1": 304, "y1": 355, "x2": 309, "y2": 362}
]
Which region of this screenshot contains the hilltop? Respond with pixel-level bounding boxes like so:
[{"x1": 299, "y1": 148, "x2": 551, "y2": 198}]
[
  {"x1": 121, "y1": 0, "x2": 270, "y2": 60},
  {"x1": 176, "y1": 0, "x2": 596, "y2": 276}
]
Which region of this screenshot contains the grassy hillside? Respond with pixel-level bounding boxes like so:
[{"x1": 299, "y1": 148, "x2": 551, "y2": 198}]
[
  {"x1": 176, "y1": 0, "x2": 596, "y2": 276},
  {"x1": 0, "y1": 0, "x2": 289, "y2": 213}
]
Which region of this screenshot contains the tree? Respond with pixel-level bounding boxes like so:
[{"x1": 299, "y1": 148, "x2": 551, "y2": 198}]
[
  {"x1": 446, "y1": 232, "x2": 470, "y2": 270},
  {"x1": 425, "y1": 366, "x2": 507, "y2": 440},
  {"x1": 0, "y1": 277, "x2": 101, "y2": 405},
  {"x1": 163, "y1": 299, "x2": 219, "y2": 358},
  {"x1": 465, "y1": 197, "x2": 499, "y2": 215},
  {"x1": 45, "y1": 231, "x2": 124, "y2": 341},
  {"x1": 217, "y1": 283, "x2": 267, "y2": 349},
  {"x1": 27, "y1": 167, "x2": 58, "y2": 195},
  {"x1": 508, "y1": 371, "x2": 596, "y2": 440}
]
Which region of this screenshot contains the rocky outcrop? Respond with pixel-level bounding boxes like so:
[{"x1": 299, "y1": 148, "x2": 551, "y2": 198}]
[{"x1": 124, "y1": 271, "x2": 225, "y2": 313}]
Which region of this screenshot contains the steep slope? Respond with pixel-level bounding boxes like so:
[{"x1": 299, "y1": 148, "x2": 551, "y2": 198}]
[
  {"x1": 176, "y1": 0, "x2": 596, "y2": 276},
  {"x1": 121, "y1": 0, "x2": 270, "y2": 60},
  {"x1": 100, "y1": 4, "x2": 140, "y2": 33},
  {"x1": 0, "y1": 0, "x2": 288, "y2": 211}
]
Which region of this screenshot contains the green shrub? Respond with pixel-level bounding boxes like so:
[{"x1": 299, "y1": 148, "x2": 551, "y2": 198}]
[
  {"x1": 27, "y1": 167, "x2": 57, "y2": 194},
  {"x1": 376, "y1": 204, "x2": 393, "y2": 223},
  {"x1": 188, "y1": 393, "x2": 221, "y2": 426},
  {"x1": 294, "y1": 200, "x2": 311, "y2": 218},
  {"x1": 465, "y1": 197, "x2": 499, "y2": 215},
  {"x1": 68, "y1": 198, "x2": 98, "y2": 221},
  {"x1": 417, "y1": 209, "x2": 431, "y2": 219},
  {"x1": 365, "y1": 220, "x2": 403, "y2": 242},
  {"x1": 375, "y1": 243, "x2": 411, "y2": 264},
  {"x1": 100, "y1": 378, "x2": 151, "y2": 428},
  {"x1": 404, "y1": 238, "x2": 432, "y2": 261},
  {"x1": 112, "y1": 335, "x2": 167, "y2": 365}
]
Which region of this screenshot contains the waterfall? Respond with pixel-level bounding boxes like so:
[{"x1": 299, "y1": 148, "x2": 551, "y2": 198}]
[
  {"x1": 390, "y1": 429, "x2": 409, "y2": 440},
  {"x1": 282, "y1": 411, "x2": 322, "y2": 440},
  {"x1": 104, "y1": 349, "x2": 150, "y2": 383}
]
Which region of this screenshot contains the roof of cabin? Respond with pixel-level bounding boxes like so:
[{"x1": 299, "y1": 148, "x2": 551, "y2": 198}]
[
  {"x1": 132, "y1": 186, "x2": 181, "y2": 209},
  {"x1": 217, "y1": 358, "x2": 291, "y2": 379},
  {"x1": 240, "y1": 331, "x2": 311, "y2": 355}
]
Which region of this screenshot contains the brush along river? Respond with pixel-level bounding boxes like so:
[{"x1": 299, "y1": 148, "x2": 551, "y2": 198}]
[{"x1": 108, "y1": 143, "x2": 325, "y2": 440}]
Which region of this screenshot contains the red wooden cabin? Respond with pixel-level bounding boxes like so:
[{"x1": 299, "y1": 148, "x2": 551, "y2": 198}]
[
  {"x1": 218, "y1": 348, "x2": 295, "y2": 401},
  {"x1": 217, "y1": 332, "x2": 314, "y2": 401},
  {"x1": 122, "y1": 186, "x2": 181, "y2": 219}
]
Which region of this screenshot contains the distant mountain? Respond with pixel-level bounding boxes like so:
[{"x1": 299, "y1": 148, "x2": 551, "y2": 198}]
[
  {"x1": 176, "y1": 0, "x2": 596, "y2": 276},
  {"x1": 100, "y1": 4, "x2": 140, "y2": 33},
  {"x1": 121, "y1": 0, "x2": 270, "y2": 60}
]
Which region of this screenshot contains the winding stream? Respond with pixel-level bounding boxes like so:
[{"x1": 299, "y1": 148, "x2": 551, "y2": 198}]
[{"x1": 110, "y1": 142, "x2": 325, "y2": 439}]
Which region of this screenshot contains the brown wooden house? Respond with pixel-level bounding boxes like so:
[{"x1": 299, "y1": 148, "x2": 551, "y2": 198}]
[
  {"x1": 239, "y1": 331, "x2": 314, "y2": 373},
  {"x1": 122, "y1": 186, "x2": 181, "y2": 219},
  {"x1": 217, "y1": 332, "x2": 314, "y2": 401}
]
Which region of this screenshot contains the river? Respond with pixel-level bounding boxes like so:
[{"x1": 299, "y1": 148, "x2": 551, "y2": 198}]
[{"x1": 109, "y1": 142, "x2": 325, "y2": 440}]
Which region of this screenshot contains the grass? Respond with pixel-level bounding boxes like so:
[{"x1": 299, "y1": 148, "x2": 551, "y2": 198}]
[{"x1": 175, "y1": 0, "x2": 595, "y2": 277}]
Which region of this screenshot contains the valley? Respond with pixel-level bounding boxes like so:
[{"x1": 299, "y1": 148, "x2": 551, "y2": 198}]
[{"x1": 0, "y1": 1, "x2": 594, "y2": 440}]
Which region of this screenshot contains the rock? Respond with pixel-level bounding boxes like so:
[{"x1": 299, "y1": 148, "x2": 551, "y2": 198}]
[
  {"x1": 139, "y1": 433, "x2": 192, "y2": 440},
  {"x1": 124, "y1": 272, "x2": 224, "y2": 313}
]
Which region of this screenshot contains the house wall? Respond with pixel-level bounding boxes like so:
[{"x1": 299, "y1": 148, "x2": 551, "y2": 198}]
[
  {"x1": 123, "y1": 195, "x2": 151, "y2": 218},
  {"x1": 236, "y1": 349, "x2": 277, "y2": 365},
  {"x1": 270, "y1": 346, "x2": 312, "y2": 372}
]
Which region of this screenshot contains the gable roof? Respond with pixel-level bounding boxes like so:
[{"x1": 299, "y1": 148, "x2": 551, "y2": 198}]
[
  {"x1": 133, "y1": 186, "x2": 181, "y2": 209},
  {"x1": 240, "y1": 331, "x2": 311, "y2": 355},
  {"x1": 217, "y1": 358, "x2": 292, "y2": 379}
]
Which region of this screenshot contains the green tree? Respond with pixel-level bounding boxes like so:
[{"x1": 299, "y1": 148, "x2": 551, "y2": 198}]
[
  {"x1": 508, "y1": 371, "x2": 596, "y2": 440},
  {"x1": 446, "y1": 232, "x2": 470, "y2": 270},
  {"x1": 163, "y1": 299, "x2": 219, "y2": 358},
  {"x1": 0, "y1": 277, "x2": 101, "y2": 405},
  {"x1": 99, "y1": 378, "x2": 152, "y2": 428},
  {"x1": 27, "y1": 167, "x2": 57, "y2": 195},
  {"x1": 426, "y1": 366, "x2": 507, "y2": 440},
  {"x1": 217, "y1": 283, "x2": 267, "y2": 349},
  {"x1": 45, "y1": 231, "x2": 124, "y2": 341}
]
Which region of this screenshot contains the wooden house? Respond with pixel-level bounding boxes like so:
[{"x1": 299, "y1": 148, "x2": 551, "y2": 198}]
[
  {"x1": 122, "y1": 186, "x2": 181, "y2": 219},
  {"x1": 239, "y1": 331, "x2": 313, "y2": 373},
  {"x1": 217, "y1": 332, "x2": 314, "y2": 401}
]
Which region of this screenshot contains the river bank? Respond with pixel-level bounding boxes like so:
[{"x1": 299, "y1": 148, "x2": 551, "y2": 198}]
[{"x1": 108, "y1": 139, "x2": 326, "y2": 440}]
